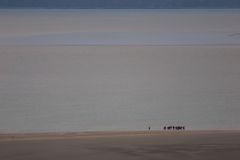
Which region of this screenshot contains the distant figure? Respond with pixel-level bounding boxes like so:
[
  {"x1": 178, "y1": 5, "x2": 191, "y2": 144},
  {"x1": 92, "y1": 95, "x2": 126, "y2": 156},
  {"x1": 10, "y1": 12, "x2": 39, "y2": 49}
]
[
  {"x1": 167, "y1": 126, "x2": 172, "y2": 130},
  {"x1": 148, "y1": 126, "x2": 151, "y2": 131},
  {"x1": 163, "y1": 126, "x2": 166, "y2": 130}
]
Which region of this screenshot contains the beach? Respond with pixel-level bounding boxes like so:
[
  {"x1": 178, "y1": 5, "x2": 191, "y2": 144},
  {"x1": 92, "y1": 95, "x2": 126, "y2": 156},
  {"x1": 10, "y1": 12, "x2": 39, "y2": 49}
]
[
  {"x1": 1, "y1": 130, "x2": 240, "y2": 160},
  {"x1": 1, "y1": 9, "x2": 240, "y2": 159}
]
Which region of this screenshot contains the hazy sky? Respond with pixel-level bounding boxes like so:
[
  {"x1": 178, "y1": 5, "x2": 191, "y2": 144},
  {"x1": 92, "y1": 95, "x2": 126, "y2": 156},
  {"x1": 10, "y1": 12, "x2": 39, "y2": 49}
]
[{"x1": 0, "y1": 0, "x2": 240, "y2": 9}]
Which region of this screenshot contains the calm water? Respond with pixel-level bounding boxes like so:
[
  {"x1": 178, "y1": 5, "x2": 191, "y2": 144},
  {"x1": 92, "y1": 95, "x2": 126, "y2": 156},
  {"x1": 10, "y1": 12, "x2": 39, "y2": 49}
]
[{"x1": 0, "y1": 9, "x2": 240, "y2": 132}]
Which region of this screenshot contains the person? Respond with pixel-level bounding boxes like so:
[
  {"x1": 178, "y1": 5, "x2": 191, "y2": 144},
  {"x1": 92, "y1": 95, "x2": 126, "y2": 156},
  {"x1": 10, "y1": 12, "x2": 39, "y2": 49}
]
[
  {"x1": 167, "y1": 126, "x2": 172, "y2": 130},
  {"x1": 148, "y1": 126, "x2": 151, "y2": 131}
]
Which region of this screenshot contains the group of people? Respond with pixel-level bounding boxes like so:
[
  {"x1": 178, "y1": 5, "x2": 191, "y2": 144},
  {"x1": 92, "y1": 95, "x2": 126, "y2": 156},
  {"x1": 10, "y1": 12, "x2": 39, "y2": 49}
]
[
  {"x1": 147, "y1": 125, "x2": 186, "y2": 131},
  {"x1": 163, "y1": 126, "x2": 185, "y2": 131}
]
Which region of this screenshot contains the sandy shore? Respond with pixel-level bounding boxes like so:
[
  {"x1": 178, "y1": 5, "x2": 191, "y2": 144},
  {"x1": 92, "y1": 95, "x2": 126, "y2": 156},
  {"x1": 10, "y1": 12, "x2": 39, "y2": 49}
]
[{"x1": 0, "y1": 131, "x2": 240, "y2": 160}]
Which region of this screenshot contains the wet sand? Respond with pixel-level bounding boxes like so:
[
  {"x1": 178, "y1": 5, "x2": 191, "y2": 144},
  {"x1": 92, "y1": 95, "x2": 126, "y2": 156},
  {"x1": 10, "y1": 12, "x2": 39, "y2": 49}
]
[{"x1": 0, "y1": 131, "x2": 240, "y2": 160}]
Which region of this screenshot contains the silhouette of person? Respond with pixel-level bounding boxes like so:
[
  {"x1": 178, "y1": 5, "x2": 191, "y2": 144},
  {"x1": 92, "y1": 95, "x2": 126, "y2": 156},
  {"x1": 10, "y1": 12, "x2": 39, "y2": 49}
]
[{"x1": 168, "y1": 126, "x2": 172, "y2": 130}]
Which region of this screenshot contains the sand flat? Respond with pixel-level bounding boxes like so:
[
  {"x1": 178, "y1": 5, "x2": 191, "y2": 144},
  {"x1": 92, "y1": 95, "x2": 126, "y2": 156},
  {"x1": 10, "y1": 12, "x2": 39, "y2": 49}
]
[{"x1": 0, "y1": 131, "x2": 240, "y2": 160}]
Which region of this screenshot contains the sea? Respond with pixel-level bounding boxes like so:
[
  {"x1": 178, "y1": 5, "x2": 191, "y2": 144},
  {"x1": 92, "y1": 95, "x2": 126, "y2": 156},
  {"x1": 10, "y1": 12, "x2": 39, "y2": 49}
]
[{"x1": 0, "y1": 9, "x2": 240, "y2": 132}]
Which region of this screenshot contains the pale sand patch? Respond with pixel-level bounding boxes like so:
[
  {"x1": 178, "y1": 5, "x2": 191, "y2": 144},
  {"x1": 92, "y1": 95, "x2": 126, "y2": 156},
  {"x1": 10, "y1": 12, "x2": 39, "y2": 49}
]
[{"x1": 0, "y1": 130, "x2": 240, "y2": 141}]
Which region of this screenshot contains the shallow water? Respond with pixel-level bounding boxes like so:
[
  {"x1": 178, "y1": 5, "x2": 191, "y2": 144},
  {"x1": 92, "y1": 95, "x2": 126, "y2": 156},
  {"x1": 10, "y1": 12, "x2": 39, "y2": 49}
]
[
  {"x1": 0, "y1": 9, "x2": 240, "y2": 45},
  {"x1": 0, "y1": 9, "x2": 240, "y2": 132}
]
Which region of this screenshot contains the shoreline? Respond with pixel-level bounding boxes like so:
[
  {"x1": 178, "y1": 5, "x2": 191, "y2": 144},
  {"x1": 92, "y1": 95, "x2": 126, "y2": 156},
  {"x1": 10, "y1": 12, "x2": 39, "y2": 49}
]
[{"x1": 1, "y1": 130, "x2": 240, "y2": 141}]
